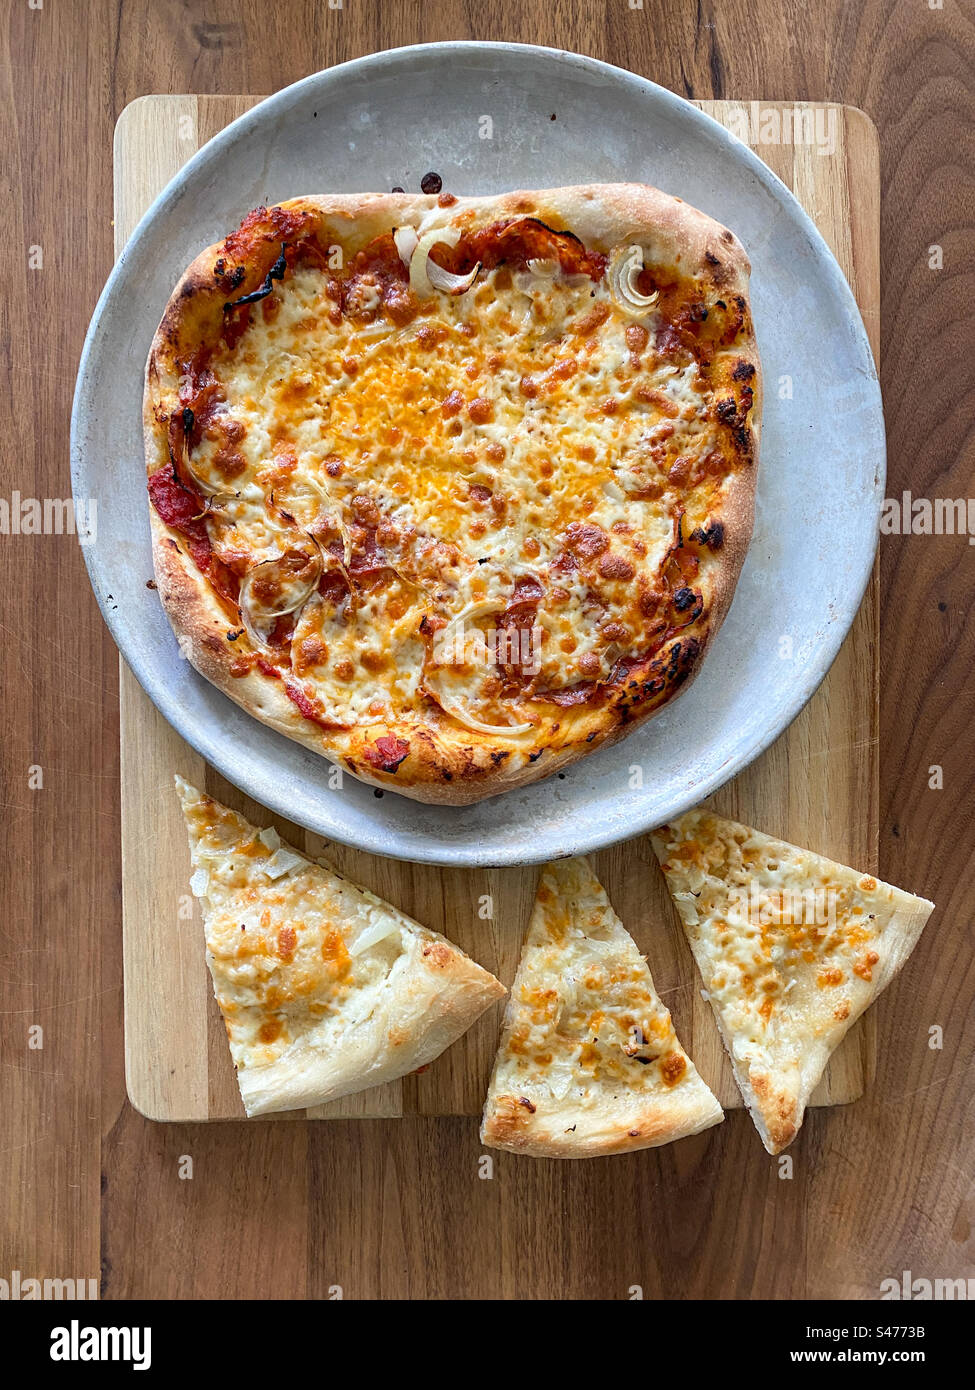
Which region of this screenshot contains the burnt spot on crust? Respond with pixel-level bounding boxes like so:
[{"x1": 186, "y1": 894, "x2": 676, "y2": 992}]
[
  {"x1": 715, "y1": 389, "x2": 755, "y2": 457},
  {"x1": 608, "y1": 635, "x2": 703, "y2": 724},
  {"x1": 212, "y1": 262, "x2": 246, "y2": 295},
  {"x1": 225, "y1": 242, "x2": 287, "y2": 309},
  {"x1": 690, "y1": 520, "x2": 725, "y2": 550},
  {"x1": 732, "y1": 359, "x2": 756, "y2": 382}
]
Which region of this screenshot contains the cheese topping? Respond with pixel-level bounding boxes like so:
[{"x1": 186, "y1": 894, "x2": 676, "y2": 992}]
[
  {"x1": 182, "y1": 786, "x2": 412, "y2": 1063},
  {"x1": 176, "y1": 776, "x2": 506, "y2": 1116},
  {"x1": 654, "y1": 812, "x2": 912, "y2": 1063},
  {"x1": 490, "y1": 857, "x2": 708, "y2": 1109},
  {"x1": 152, "y1": 203, "x2": 756, "y2": 746}
]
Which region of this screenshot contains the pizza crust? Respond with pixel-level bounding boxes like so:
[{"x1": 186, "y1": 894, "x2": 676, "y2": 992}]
[{"x1": 146, "y1": 186, "x2": 760, "y2": 803}]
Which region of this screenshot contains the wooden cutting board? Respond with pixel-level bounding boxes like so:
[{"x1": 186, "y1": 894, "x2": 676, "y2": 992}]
[{"x1": 117, "y1": 96, "x2": 880, "y2": 1122}]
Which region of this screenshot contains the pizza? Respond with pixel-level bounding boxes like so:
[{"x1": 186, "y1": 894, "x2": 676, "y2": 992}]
[
  {"x1": 176, "y1": 777, "x2": 504, "y2": 1116},
  {"x1": 146, "y1": 186, "x2": 760, "y2": 803},
  {"x1": 480, "y1": 856, "x2": 723, "y2": 1156},
  {"x1": 651, "y1": 810, "x2": 935, "y2": 1153}
]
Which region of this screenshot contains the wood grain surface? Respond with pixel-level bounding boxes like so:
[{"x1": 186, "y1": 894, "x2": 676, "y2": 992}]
[
  {"x1": 117, "y1": 95, "x2": 879, "y2": 1123},
  {"x1": 1, "y1": 0, "x2": 973, "y2": 1301}
]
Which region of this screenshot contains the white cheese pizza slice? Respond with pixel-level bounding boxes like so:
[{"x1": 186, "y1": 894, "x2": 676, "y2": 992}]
[
  {"x1": 651, "y1": 810, "x2": 935, "y2": 1154},
  {"x1": 480, "y1": 856, "x2": 723, "y2": 1156},
  {"x1": 176, "y1": 777, "x2": 504, "y2": 1116}
]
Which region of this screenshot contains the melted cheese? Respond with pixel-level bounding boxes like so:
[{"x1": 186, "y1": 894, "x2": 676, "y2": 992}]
[
  {"x1": 653, "y1": 811, "x2": 926, "y2": 1064},
  {"x1": 487, "y1": 856, "x2": 715, "y2": 1110},
  {"x1": 186, "y1": 224, "x2": 732, "y2": 733},
  {"x1": 177, "y1": 778, "x2": 503, "y2": 1114},
  {"x1": 182, "y1": 786, "x2": 411, "y2": 1062}
]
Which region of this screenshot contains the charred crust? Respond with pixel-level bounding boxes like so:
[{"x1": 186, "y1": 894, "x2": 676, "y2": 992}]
[
  {"x1": 715, "y1": 389, "x2": 755, "y2": 456},
  {"x1": 690, "y1": 520, "x2": 725, "y2": 550},
  {"x1": 225, "y1": 242, "x2": 288, "y2": 310}
]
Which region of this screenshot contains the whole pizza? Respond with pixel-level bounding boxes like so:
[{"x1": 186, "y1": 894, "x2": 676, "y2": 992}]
[{"x1": 144, "y1": 184, "x2": 760, "y2": 803}]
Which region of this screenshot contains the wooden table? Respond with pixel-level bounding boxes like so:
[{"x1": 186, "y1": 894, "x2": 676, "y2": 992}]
[{"x1": 2, "y1": 0, "x2": 972, "y2": 1300}]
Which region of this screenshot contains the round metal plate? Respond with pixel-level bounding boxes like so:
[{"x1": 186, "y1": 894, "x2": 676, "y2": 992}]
[{"x1": 72, "y1": 42, "x2": 883, "y2": 866}]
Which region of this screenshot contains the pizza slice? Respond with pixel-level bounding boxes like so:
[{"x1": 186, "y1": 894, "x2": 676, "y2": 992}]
[
  {"x1": 480, "y1": 856, "x2": 723, "y2": 1157},
  {"x1": 176, "y1": 777, "x2": 504, "y2": 1116},
  {"x1": 651, "y1": 809, "x2": 935, "y2": 1154}
]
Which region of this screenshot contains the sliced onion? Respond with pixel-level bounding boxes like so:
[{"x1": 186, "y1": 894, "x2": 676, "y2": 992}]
[
  {"x1": 257, "y1": 825, "x2": 281, "y2": 851},
  {"x1": 426, "y1": 599, "x2": 535, "y2": 736},
  {"x1": 436, "y1": 598, "x2": 507, "y2": 654},
  {"x1": 409, "y1": 227, "x2": 481, "y2": 298},
  {"x1": 355, "y1": 320, "x2": 395, "y2": 342},
  {"x1": 428, "y1": 259, "x2": 480, "y2": 295},
  {"x1": 349, "y1": 917, "x2": 402, "y2": 956},
  {"x1": 189, "y1": 868, "x2": 209, "y2": 898},
  {"x1": 609, "y1": 245, "x2": 660, "y2": 317},
  {"x1": 393, "y1": 224, "x2": 419, "y2": 267},
  {"x1": 263, "y1": 847, "x2": 306, "y2": 880},
  {"x1": 291, "y1": 477, "x2": 352, "y2": 567},
  {"x1": 261, "y1": 469, "x2": 353, "y2": 590},
  {"x1": 179, "y1": 428, "x2": 228, "y2": 500},
  {"x1": 238, "y1": 546, "x2": 322, "y2": 649},
  {"x1": 526, "y1": 257, "x2": 559, "y2": 277},
  {"x1": 435, "y1": 690, "x2": 535, "y2": 738},
  {"x1": 302, "y1": 499, "x2": 357, "y2": 619}
]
